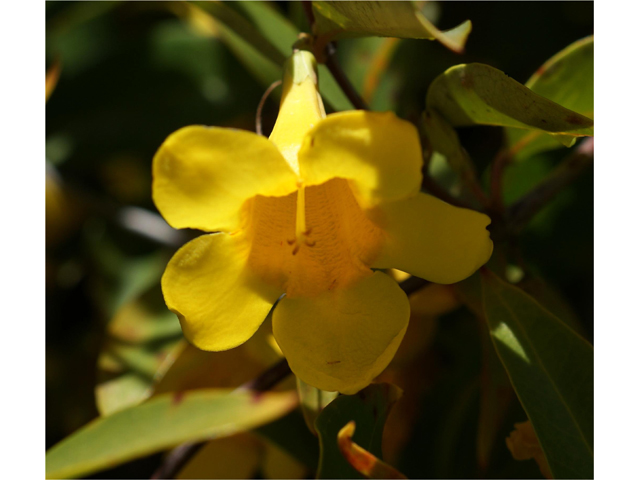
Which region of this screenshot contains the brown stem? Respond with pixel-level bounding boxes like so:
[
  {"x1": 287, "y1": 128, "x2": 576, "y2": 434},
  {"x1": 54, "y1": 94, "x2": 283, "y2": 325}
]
[
  {"x1": 302, "y1": 0, "x2": 315, "y2": 31},
  {"x1": 399, "y1": 276, "x2": 430, "y2": 295},
  {"x1": 150, "y1": 358, "x2": 292, "y2": 479},
  {"x1": 490, "y1": 149, "x2": 512, "y2": 215},
  {"x1": 256, "y1": 80, "x2": 282, "y2": 136},
  {"x1": 507, "y1": 137, "x2": 594, "y2": 233},
  {"x1": 324, "y1": 42, "x2": 369, "y2": 111}
]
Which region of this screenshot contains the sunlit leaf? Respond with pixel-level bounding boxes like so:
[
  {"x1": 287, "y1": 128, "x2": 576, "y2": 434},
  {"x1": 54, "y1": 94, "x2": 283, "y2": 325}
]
[
  {"x1": 507, "y1": 36, "x2": 594, "y2": 160},
  {"x1": 312, "y1": 1, "x2": 471, "y2": 53},
  {"x1": 45, "y1": 389, "x2": 298, "y2": 479},
  {"x1": 481, "y1": 270, "x2": 593, "y2": 479},
  {"x1": 338, "y1": 421, "x2": 407, "y2": 479},
  {"x1": 315, "y1": 383, "x2": 402, "y2": 479},
  {"x1": 427, "y1": 63, "x2": 593, "y2": 146}
]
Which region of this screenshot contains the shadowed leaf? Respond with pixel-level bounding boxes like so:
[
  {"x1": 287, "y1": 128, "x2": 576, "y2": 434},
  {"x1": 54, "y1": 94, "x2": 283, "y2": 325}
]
[
  {"x1": 481, "y1": 270, "x2": 593, "y2": 479},
  {"x1": 315, "y1": 383, "x2": 402, "y2": 479}
]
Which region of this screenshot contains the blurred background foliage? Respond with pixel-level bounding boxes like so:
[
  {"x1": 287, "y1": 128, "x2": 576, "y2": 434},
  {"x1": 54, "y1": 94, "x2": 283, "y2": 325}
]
[{"x1": 46, "y1": 1, "x2": 593, "y2": 478}]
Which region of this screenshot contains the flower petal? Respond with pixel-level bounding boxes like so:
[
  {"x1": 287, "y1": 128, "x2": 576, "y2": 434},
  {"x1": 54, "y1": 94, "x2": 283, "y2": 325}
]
[
  {"x1": 298, "y1": 111, "x2": 423, "y2": 207},
  {"x1": 272, "y1": 271, "x2": 409, "y2": 394},
  {"x1": 153, "y1": 126, "x2": 299, "y2": 232},
  {"x1": 371, "y1": 193, "x2": 493, "y2": 284},
  {"x1": 162, "y1": 233, "x2": 283, "y2": 351}
]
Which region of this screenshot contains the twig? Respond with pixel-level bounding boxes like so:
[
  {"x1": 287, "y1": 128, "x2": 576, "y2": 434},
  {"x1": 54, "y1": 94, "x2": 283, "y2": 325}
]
[
  {"x1": 150, "y1": 443, "x2": 202, "y2": 479},
  {"x1": 150, "y1": 359, "x2": 292, "y2": 479},
  {"x1": 399, "y1": 276, "x2": 430, "y2": 295},
  {"x1": 234, "y1": 358, "x2": 291, "y2": 393},
  {"x1": 256, "y1": 80, "x2": 282, "y2": 136},
  {"x1": 489, "y1": 149, "x2": 512, "y2": 215},
  {"x1": 324, "y1": 42, "x2": 369, "y2": 111},
  {"x1": 302, "y1": 0, "x2": 315, "y2": 31},
  {"x1": 507, "y1": 137, "x2": 594, "y2": 233}
]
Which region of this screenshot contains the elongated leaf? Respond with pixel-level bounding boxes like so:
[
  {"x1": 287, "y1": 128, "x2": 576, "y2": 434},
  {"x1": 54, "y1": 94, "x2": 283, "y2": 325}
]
[
  {"x1": 315, "y1": 383, "x2": 402, "y2": 479},
  {"x1": 312, "y1": 1, "x2": 471, "y2": 53},
  {"x1": 427, "y1": 63, "x2": 593, "y2": 147},
  {"x1": 476, "y1": 327, "x2": 513, "y2": 472},
  {"x1": 481, "y1": 270, "x2": 593, "y2": 479},
  {"x1": 232, "y1": 0, "x2": 353, "y2": 111},
  {"x1": 507, "y1": 36, "x2": 594, "y2": 160},
  {"x1": 195, "y1": 1, "x2": 285, "y2": 65},
  {"x1": 179, "y1": 1, "x2": 351, "y2": 111},
  {"x1": 45, "y1": 389, "x2": 298, "y2": 479}
]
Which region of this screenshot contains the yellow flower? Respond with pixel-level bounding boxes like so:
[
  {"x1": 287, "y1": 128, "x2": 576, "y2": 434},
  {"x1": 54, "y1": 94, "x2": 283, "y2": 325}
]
[{"x1": 152, "y1": 50, "x2": 492, "y2": 394}]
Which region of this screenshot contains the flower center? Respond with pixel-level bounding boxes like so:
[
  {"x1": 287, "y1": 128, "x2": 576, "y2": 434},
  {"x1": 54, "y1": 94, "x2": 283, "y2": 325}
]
[{"x1": 242, "y1": 178, "x2": 386, "y2": 298}]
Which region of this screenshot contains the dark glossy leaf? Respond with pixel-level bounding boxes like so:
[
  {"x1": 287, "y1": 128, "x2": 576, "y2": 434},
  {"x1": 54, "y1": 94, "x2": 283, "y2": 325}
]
[
  {"x1": 46, "y1": 389, "x2": 298, "y2": 479},
  {"x1": 315, "y1": 383, "x2": 401, "y2": 479},
  {"x1": 481, "y1": 270, "x2": 593, "y2": 479}
]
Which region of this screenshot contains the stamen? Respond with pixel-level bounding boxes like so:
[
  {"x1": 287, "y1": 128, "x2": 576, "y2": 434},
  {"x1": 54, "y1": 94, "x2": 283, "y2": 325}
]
[
  {"x1": 288, "y1": 183, "x2": 316, "y2": 255},
  {"x1": 295, "y1": 184, "x2": 307, "y2": 243}
]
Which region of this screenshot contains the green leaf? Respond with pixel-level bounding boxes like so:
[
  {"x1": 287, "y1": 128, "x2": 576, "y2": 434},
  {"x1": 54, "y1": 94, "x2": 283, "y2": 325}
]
[
  {"x1": 507, "y1": 36, "x2": 594, "y2": 160},
  {"x1": 426, "y1": 63, "x2": 593, "y2": 146},
  {"x1": 312, "y1": 1, "x2": 471, "y2": 53},
  {"x1": 195, "y1": 1, "x2": 285, "y2": 66},
  {"x1": 297, "y1": 377, "x2": 339, "y2": 435},
  {"x1": 231, "y1": 0, "x2": 353, "y2": 111},
  {"x1": 95, "y1": 288, "x2": 184, "y2": 416},
  {"x1": 476, "y1": 326, "x2": 513, "y2": 472},
  {"x1": 188, "y1": 1, "x2": 352, "y2": 111},
  {"x1": 480, "y1": 270, "x2": 593, "y2": 479},
  {"x1": 315, "y1": 383, "x2": 401, "y2": 479},
  {"x1": 45, "y1": 389, "x2": 298, "y2": 479}
]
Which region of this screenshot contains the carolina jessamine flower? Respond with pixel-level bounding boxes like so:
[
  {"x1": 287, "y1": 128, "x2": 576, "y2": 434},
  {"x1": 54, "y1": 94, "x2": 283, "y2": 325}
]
[{"x1": 152, "y1": 50, "x2": 492, "y2": 394}]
